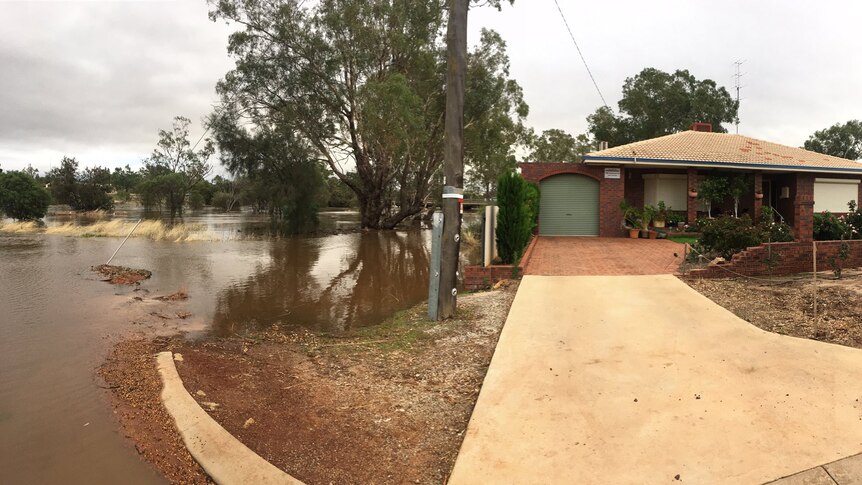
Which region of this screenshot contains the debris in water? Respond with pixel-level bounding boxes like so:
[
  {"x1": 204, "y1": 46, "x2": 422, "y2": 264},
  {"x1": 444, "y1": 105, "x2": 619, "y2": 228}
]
[
  {"x1": 173, "y1": 353, "x2": 184, "y2": 362},
  {"x1": 243, "y1": 418, "x2": 255, "y2": 429},
  {"x1": 155, "y1": 288, "x2": 189, "y2": 301},
  {"x1": 92, "y1": 264, "x2": 152, "y2": 285}
]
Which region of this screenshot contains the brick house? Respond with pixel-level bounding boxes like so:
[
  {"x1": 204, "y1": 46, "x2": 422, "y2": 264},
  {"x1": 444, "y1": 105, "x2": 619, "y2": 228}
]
[{"x1": 520, "y1": 128, "x2": 862, "y2": 241}]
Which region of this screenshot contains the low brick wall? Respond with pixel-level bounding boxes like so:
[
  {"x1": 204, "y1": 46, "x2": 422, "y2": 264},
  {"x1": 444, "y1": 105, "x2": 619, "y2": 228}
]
[
  {"x1": 687, "y1": 240, "x2": 862, "y2": 278},
  {"x1": 463, "y1": 236, "x2": 537, "y2": 290}
]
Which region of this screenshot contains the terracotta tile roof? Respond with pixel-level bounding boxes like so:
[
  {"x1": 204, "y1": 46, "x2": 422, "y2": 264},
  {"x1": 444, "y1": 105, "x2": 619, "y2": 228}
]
[{"x1": 583, "y1": 131, "x2": 862, "y2": 173}]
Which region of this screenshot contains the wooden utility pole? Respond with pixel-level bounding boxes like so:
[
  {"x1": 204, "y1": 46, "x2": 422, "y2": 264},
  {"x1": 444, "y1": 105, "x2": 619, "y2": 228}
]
[{"x1": 437, "y1": 0, "x2": 468, "y2": 319}]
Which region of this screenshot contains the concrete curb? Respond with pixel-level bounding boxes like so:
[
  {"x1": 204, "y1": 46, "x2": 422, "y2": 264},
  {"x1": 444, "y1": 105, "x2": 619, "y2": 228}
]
[{"x1": 156, "y1": 352, "x2": 303, "y2": 485}]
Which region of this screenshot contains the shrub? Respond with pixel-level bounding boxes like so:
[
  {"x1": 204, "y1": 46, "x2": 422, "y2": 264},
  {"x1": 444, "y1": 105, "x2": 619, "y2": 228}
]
[
  {"x1": 758, "y1": 206, "x2": 794, "y2": 243},
  {"x1": 495, "y1": 171, "x2": 531, "y2": 264},
  {"x1": 0, "y1": 171, "x2": 51, "y2": 220},
  {"x1": 846, "y1": 200, "x2": 862, "y2": 239},
  {"x1": 188, "y1": 191, "x2": 205, "y2": 210},
  {"x1": 694, "y1": 209, "x2": 794, "y2": 259},
  {"x1": 697, "y1": 215, "x2": 762, "y2": 259},
  {"x1": 813, "y1": 211, "x2": 850, "y2": 241},
  {"x1": 523, "y1": 182, "x2": 540, "y2": 231}
]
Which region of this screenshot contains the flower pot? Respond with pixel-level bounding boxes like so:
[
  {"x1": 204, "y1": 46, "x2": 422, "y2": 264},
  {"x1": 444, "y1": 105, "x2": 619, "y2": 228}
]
[
  {"x1": 654, "y1": 220, "x2": 666, "y2": 228},
  {"x1": 640, "y1": 230, "x2": 650, "y2": 238},
  {"x1": 688, "y1": 190, "x2": 699, "y2": 198},
  {"x1": 629, "y1": 228, "x2": 639, "y2": 239},
  {"x1": 648, "y1": 230, "x2": 658, "y2": 239},
  {"x1": 755, "y1": 193, "x2": 764, "y2": 200}
]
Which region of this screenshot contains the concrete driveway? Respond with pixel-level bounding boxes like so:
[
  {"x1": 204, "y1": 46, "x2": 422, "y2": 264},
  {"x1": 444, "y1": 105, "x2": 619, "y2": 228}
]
[{"x1": 449, "y1": 275, "x2": 862, "y2": 484}]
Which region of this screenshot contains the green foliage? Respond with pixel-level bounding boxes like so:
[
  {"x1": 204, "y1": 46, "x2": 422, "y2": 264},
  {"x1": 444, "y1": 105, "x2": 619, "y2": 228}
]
[
  {"x1": 0, "y1": 171, "x2": 51, "y2": 220},
  {"x1": 618, "y1": 199, "x2": 654, "y2": 231},
  {"x1": 654, "y1": 201, "x2": 669, "y2": 223},
  {"x1": 209, "y1": 111, "x2": 322, "y2": 233},
  {"x1": 210, "y1": 0, "x2": 526, "y2": 228},
  {"x1": 727, "y1": 174, "x2": 751, "y2": 217},
  {"x1": 828, "y1": 241, "x2": 851, "y2": 279},
  {"x1": 587, "y1": 68, "x2": 738, "y2": 146},
  {"x1": 523, "y1": 182, "x2": 540, "y2": 230},
  {"x1": 325, "y1": 176, "x2": 357, "y2": 208},
  {"x1": 188, "y1": 191, "x2": 205, "y2": 211},
  {"x1": 76, "y1": 166, "x2": 114, "y2": 211},
  {"x1": 845, "y1": 200, "x2": 862, "y2": 238},
  {"x1": 464, "y1": 30, "x2": 530, "y2": 200},
  {"x1": 814, "y1": 211, "x2": 851, "y2": 241},
  {"x1": 696, "y1": 215, "x2": 761, "y2": 259},
  {"x1": 495, "y1": 172, "x2": 531, "y2": 264},
  {"x1": 697, "y1": 176, "x2": 729, "y2": 217},
  {"x1": 47, "y1": 157, "x2": 113, "y2": 211},
  {"x1": 526, "y1": 128, "x2": 592, "y2": 163},
  {"x1": 758, "y1": 206, "x2": 794, "y2": 243},
  {"x1": 139, "y1": 116, "x2": 213, "y2": 217},
  {"x1": 804, "y1": 120, "x2": 862, "y2": 160},
  {"x1": 111, "y1": 165, "x2": 141, "y2": 194},
  {"x1": 695, "y1": 210, "x2": 793, "y2": 259},
  {"x1": 48, "y1": 156, "x2": 79, "y2": 206}
]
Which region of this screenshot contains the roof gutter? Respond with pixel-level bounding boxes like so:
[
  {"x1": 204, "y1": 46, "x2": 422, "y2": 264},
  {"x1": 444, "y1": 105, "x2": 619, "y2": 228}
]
[{"x1": 582, "y1": 155, "x2": 862, "y2": 175}]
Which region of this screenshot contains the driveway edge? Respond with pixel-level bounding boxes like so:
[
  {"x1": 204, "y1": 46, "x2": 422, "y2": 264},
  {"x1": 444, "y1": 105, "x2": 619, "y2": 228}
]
[{"x1": 156, "y1": 351, "x2": 303, "y2": 485}]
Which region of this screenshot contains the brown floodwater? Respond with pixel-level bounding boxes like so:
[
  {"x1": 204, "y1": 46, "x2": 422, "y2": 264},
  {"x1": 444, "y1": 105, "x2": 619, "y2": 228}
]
[{"x1": 0, "y1": 209, "x2": 443, "y2": 484}]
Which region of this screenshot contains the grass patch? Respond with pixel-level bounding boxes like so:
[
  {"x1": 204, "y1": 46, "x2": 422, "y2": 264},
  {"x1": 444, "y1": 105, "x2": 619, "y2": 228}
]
[
  {"x1": 348, "y1": 306, "x2": 435, "y2": 352},
  {"x1": 668, "y1": 236, "x2": 699, "y2": 245}
]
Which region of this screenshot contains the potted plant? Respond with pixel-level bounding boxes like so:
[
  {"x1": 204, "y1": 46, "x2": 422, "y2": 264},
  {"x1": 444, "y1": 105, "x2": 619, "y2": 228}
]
[
  {"x1": 619, "y1": 200, "x2": 641, "y2": 238},
  {"x1": 653, "y1": 201, "x2": 669, "y2": 228},
  {"x1": 667, "y1": 212, "x2": 685, "y2": 229},
  {"x1": 688, "y1": 189, "x2": 698, "y2": 198},
  {"x1": 641, "y1": 205, "x2": 657, "y2": 238},
  {"x1": 755, "y1": 191, "x2": 764, "y2": 200}
]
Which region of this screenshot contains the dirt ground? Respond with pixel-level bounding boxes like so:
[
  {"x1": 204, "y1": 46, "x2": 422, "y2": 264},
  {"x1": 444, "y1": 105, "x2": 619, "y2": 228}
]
[
  {"x1": 687, "y1": 270, "x2": 862, "y2": 348},
  {"x1": 101, "y1": 282, "x2": 518, "y2": 485}
]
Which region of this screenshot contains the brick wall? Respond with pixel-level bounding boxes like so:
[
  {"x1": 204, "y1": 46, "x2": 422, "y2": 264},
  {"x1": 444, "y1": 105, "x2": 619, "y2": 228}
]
[
  {"x1": 520, "y1": 163, "x2": 625, "y2": 237},
  {"x1": 463, "y1": 236, "x2": 537, "y2": 290},
  {"x1": 687, "y1": 240, "x2": 862, "y2": 278}
]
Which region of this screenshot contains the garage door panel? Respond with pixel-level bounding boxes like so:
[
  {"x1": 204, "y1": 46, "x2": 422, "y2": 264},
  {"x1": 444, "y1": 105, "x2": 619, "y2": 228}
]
[{"x1": 539, "y1": 174, "x2": 599, "y2": 236}]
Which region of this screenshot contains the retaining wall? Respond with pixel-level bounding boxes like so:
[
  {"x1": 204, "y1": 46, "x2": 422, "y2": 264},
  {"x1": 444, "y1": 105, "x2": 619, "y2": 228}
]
[{"x1": 688, "y1": 239, "x2": 862, "y2": 278}]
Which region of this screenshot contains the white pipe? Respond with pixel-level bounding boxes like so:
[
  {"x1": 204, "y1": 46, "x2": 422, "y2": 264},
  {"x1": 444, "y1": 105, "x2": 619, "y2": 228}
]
[{"x1": 106, "y1": 218, "x2": 143, "y2": 265}]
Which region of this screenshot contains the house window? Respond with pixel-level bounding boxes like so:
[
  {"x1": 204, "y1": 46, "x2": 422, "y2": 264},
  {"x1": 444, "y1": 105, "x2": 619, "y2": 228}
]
[
  {"x1": 643, "y1": 174, "x2": 687, "y2": 210},
  {"x1": 814, "y1": 178, "x2": 860, "y2": 212}
]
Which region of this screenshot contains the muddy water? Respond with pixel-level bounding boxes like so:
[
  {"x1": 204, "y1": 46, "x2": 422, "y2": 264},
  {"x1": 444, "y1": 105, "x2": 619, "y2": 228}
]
[{"x1": 0, "y1": 210, "x2": 435, "y2": 484}]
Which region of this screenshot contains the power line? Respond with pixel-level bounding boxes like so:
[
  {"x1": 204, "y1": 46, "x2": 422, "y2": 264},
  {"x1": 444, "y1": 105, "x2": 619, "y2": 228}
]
[{"x1": 551, "y1": 0, "x2": 609, "y2": 109}]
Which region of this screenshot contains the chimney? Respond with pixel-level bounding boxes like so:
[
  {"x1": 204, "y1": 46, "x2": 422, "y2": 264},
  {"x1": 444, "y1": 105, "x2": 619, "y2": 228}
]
[
  {"x1": 690, "y1": 122, "x2": 713, "y2": 132},
  {"x1": 598, "y1": 140, "x2": 609, "y2": 150}
]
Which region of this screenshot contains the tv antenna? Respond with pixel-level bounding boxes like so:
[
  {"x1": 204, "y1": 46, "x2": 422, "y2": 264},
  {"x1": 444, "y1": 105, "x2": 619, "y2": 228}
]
[{"x1": 733, "y1": 60, "x2": 746, "y2": 134}]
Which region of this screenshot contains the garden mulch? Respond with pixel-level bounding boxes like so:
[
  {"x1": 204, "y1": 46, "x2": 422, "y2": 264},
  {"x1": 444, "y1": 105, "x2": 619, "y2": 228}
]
[{"x1": 687, "y1": 270, "x2": 862, "y2": 348}]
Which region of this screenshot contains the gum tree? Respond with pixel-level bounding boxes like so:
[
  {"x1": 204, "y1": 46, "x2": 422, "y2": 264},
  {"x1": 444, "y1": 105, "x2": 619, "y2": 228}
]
[{"x1": 208, "y1": 0, "x2": 519, "y2": 229}]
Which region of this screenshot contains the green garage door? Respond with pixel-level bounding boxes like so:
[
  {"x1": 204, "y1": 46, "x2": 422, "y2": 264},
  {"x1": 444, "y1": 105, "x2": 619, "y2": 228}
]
[{"x1": 539, "y1": 174, "x2": 599, "y2": 236}]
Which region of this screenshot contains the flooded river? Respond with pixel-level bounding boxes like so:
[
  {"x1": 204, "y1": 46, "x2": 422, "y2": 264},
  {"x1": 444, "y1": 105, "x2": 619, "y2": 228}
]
[{"x1": 0, "y1": 209, "x2": 441, "y2": 484}]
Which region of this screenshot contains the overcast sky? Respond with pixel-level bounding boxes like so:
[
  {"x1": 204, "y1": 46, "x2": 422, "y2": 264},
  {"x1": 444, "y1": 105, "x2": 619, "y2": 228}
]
[{"x1": 1, "y1": 0, "x2": 861, "y2": 174}]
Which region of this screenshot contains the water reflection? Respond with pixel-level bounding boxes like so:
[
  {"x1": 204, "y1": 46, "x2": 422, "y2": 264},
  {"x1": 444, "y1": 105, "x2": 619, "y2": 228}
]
[{"x1": 211, "y1": 230, "x2": 430, "y2": 335}]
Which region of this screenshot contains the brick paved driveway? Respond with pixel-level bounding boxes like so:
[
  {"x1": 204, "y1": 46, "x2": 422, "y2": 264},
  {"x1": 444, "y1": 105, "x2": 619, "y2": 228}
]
[{"x1": 524, "y1": 236, "x2": 685, "y2": 276}]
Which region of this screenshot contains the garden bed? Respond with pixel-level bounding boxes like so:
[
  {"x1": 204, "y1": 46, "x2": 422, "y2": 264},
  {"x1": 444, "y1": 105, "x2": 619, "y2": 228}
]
[
  {"x1": 687, "y1": 271, "x2": 862, "y2": 348},
  {"x1": 100, "y1": 282, "x2": 518, "y2": 484}
]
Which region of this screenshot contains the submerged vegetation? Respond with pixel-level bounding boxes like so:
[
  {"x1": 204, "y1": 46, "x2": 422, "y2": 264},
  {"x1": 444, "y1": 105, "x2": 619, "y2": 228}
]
[{"x1": 0, "y1": 219, "x2": 211, "y2": 242}]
